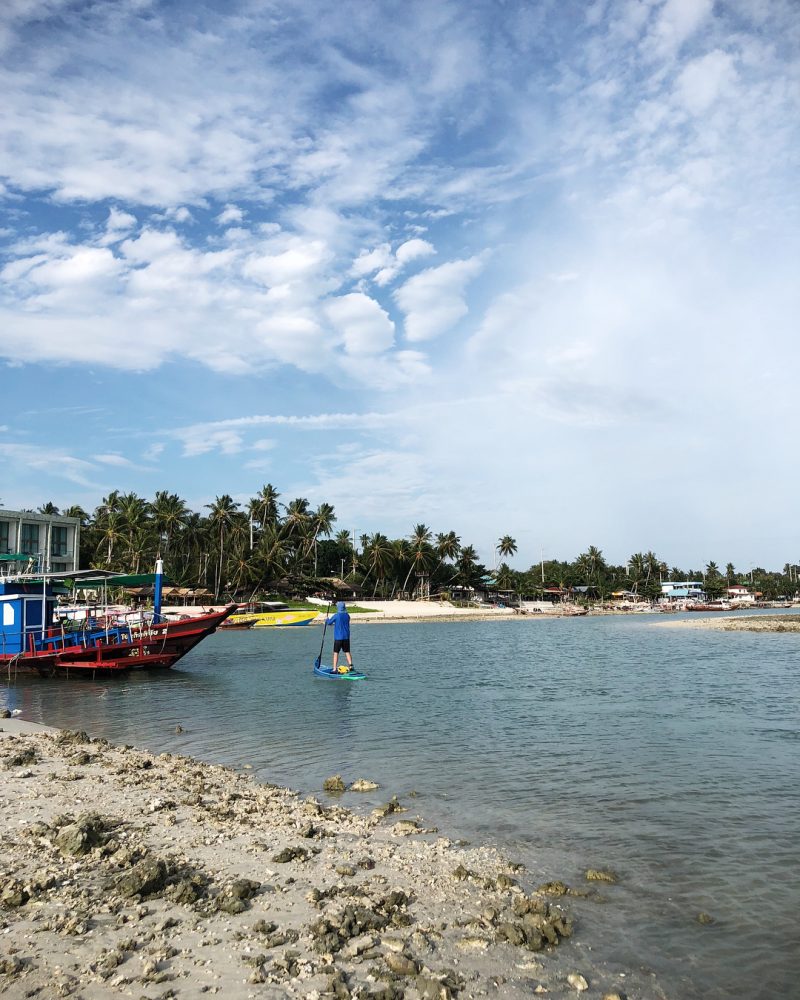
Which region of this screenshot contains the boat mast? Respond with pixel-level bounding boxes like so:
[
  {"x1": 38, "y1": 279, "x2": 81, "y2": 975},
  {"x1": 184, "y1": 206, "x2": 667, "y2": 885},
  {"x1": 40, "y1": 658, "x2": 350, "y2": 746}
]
[{"x1": 154, "y1": 558, "x2": 164, "y2": 623}]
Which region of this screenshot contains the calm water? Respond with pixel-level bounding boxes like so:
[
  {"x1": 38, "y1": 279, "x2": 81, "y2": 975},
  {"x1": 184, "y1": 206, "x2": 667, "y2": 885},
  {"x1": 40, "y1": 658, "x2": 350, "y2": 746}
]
[{"x1": 4, "y1": 614, "x2": 799, "y2": 998}]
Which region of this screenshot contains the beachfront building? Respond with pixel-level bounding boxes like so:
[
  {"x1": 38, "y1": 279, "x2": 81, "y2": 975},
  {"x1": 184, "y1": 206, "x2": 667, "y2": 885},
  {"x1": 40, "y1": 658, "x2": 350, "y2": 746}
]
[
  {"x1": 726, "y1": 585, "x2": 758, "y2": 605},
  {"x1": 660, "y1": 581, "x2": 706, "y2": 603},
  {"x1": 0, "y1": 508, "x2": 81, "y2": 575}
]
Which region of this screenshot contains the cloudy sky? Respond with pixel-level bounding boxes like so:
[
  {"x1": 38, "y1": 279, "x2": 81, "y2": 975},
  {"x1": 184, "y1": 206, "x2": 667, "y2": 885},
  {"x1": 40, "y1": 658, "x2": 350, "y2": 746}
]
[{"x1": 1, "y1": 0, "x2": 798, "y2": 571}]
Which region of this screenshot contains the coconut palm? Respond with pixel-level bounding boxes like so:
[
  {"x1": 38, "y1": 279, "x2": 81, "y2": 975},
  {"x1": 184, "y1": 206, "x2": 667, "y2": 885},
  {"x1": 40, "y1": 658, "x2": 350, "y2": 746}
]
[
  {"x1": 726, "y1": 562, "x2": 736, "y2": 583},
  {"x1": 627, "y1": 552, "x2": 646, "y2": 592},
  {"x1": 63, "y1": 505, "x2": 90, "y2": 525},
  {"x1": 456, "y1": 544, "x2": 479, "y2": 586},
  {"x1": 251, "y1": 483, "x2": 280, "y2": 529},
  {"x1": 360, "y1": 533, "x2": 394, "y2": 597},
  {"x1": 151, "y1": 491, "x2": 189, "y2": 560},
  {"x1": 305, "y1": 502, "x2": 337, "y2": 574},
  {"x1": 38, "y1": 502, "x2": 60, "y2": 515},
  {"x1": 497, "y1": 535, "x2": 517, "y2": 565},
  {"x1": 433, "y1": 531, "x2": 461, "y2": 584},
  {"x1": 249, "y1": 525, "x2": 290, "y2": 596},
  {"x1": 96, "y1": 511, "x2": 124, "y2": 567},
  {"x1": 496, "y1": 562, "x2": 515, "y2": 590},
  {"x1": 206, "y1": 494, "x2": 240, "y2": 598},
  {"x1": 401, "y1": 524, "x2": 434, "y2": 596}
]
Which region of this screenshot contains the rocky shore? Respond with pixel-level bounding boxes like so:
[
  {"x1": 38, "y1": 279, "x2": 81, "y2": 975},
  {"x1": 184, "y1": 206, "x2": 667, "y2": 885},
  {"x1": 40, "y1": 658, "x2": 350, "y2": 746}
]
[
  {"x1": 0, "y1": 721, "x2": 636, "y2": 999},
  {"x1": 656, "y1": 613, "x2": 800, "y2": 632}
]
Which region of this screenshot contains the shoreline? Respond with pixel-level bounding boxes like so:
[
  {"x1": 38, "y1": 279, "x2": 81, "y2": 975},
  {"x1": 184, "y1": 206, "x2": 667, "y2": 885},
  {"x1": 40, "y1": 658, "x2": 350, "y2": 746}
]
[
  {"x1": 0, "y1": 721, "x2": 637, "y2": 998},
  {"x1": 654, "y1": 613, "x2": 800, "y2": 632}
]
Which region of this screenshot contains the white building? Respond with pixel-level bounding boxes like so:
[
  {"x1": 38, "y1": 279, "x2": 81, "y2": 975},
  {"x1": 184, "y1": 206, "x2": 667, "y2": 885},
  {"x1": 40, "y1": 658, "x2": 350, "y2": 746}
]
[
  {"x1": 0, "y1": 508, "x2": 81, "y2": 574},
  {"x1": 726, "y1": 585, "x2": 756, "y2": 605},
  {"x1": 660, "y1": 581, "x2": 706, "y2": 602}
]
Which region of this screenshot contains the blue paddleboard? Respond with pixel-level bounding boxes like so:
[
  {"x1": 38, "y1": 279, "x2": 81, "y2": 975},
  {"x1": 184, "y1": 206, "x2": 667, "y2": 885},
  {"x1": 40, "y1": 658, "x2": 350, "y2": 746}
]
[{"x1": 314, "y1": 662, "x2": 367, "y2": 681}]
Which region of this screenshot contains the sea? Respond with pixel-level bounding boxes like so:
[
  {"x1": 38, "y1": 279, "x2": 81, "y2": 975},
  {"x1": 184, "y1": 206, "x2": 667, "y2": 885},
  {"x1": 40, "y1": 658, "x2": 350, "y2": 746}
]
[{"x1": 3, "y1": 611, "x2": 799, "y2": 999}]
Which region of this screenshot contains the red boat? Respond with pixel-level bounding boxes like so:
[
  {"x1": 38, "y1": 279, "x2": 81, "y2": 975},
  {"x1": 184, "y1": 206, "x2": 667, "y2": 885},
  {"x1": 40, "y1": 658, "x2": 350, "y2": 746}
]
[{"x1": 0, "y1": 560, "x2": 235, "y2": 676}]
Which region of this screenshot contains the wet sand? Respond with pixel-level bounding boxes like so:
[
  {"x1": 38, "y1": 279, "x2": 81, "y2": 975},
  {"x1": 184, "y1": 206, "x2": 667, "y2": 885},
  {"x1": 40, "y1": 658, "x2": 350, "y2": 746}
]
[{"x1": 0, "y1": 720, "x2": 637, "y2": 999}]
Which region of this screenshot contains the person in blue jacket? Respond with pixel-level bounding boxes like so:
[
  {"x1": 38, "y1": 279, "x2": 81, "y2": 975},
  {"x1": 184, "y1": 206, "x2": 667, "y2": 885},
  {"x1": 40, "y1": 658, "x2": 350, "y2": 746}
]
[{"x1": 326, "y1": 601, "x2": 352, "y2": 673}]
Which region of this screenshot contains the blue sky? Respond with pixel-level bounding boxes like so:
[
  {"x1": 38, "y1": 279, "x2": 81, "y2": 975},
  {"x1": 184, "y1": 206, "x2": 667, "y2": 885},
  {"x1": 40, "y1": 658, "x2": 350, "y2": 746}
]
[{"x1": 1, "y1": 0, "x2": 798, "y2": 572}]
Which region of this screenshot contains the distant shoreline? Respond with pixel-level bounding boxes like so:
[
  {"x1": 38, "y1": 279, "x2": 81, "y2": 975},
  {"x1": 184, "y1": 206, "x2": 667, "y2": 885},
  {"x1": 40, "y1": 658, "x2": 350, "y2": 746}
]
[{"x1": 656, "y1": 614, "x2": 800, "y2": 632}]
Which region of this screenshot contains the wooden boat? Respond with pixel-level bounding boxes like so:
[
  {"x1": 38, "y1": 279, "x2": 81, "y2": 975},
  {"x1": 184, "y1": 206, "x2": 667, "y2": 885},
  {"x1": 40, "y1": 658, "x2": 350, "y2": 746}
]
[
  {"x1": 0, "y1": 560, "x2": 235, "y2": 676},
  {"x1": 227, "y1": 601, "x2": 318, "y2": 628}
]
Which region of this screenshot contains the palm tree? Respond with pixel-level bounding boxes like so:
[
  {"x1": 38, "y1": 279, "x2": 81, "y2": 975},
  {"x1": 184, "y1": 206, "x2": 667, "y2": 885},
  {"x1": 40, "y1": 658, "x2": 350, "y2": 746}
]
[
  {"x1": 306, "y1": 502, "x2": 337, "y2": 574},
  {"x1": 726, "y1": 562, "x2": 736, "y2": 584},
  {"x1": 38, "y1": 502, "x2": 60, "y2": 515},
  {"x1": 456, "y1": 544, "x2": 479, "y2": 586},
  {"x1": 151, "y1": 491, "x2": 189, "y2": 560},
  {"x1": 206, "y1": 494, "x2": 240, "y2": 598},
  {"x1": 251, "y1": 483, "x2": 280, "y2": 529},
  {"x1": 496, "y1": 562, "x2": 515, "y2": 590},
  {"x1": 63, "y1": 505, "x2": 89, "y2": 525},
  {"x1": 627, "y1": 553, "x2": 646, "y2": 593},
  {"x1": 576, "y1": 545, "x2": 605, "y2": 586},
  {"x1": 361, "y1": 533, "x2": 394, "y2": 597},
  {"x1": 497, "y1": 535, "x2": 517, "y2": 568},
  {"x1": 401, "y1": 524, "x2": 433, "y2": 596},
  {"x1": 116, "y1": 493, "x2": 151, "y2": 570},
  {"x1": 433, "y1": 530, "x2": 461, "y2": 584},
  {"x1": 249, "y1": 525, "x2": 289, "y2": 596},
  {"x1": 96, "y1": 511, "x2": 124, "y2": 567}
]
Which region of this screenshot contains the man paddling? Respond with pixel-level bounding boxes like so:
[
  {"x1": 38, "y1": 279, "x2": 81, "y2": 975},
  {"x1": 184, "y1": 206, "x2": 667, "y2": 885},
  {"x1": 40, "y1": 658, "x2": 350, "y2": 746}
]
[{"x1": 325, "y1": 601, "x2": 353, "y2": 673}]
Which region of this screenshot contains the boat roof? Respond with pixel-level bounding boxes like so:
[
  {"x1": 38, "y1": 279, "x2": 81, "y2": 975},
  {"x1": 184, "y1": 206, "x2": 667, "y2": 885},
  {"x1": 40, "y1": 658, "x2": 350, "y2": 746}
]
[{"x1": 239, "y1": 601, "x2": 291, "y2": 610}]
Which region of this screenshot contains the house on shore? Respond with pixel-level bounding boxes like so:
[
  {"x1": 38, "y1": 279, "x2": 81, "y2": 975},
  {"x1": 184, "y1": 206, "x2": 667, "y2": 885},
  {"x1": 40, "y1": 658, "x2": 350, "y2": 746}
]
[
  {"x1": 725, "y1": 585, "x2": 759, "y2": 605},
  {"x1": 660, "y1": 581, "x2": 706, "y2": 603}
]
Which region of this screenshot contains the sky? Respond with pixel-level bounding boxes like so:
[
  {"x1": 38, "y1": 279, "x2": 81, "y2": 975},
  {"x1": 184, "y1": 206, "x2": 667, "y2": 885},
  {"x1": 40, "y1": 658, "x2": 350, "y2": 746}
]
[{"x1": 1, "y1": 0, "x2": 799, "y2": 573}]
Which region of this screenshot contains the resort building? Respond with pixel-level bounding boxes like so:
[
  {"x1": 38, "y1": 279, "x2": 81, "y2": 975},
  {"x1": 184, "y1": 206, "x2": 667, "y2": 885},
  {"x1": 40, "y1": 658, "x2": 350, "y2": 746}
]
[
  {"x1": 660, "y1": 581, "x2": 706, "y2": 602},
  {"x1": 0, "y1": 508, "x2": 81, "y2": 575}
]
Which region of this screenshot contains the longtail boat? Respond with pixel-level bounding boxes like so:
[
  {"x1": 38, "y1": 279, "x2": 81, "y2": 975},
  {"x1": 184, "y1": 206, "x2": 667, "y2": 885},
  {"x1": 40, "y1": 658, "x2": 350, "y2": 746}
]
[{"x1": 0, "y1": 559, "x2": 234, "y2": 676}]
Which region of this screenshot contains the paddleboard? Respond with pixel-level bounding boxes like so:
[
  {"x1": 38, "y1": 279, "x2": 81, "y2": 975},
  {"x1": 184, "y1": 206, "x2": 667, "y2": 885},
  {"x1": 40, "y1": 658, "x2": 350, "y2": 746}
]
[{"x1": 313, "y1": 662, "x2": 367, "y2": 681}]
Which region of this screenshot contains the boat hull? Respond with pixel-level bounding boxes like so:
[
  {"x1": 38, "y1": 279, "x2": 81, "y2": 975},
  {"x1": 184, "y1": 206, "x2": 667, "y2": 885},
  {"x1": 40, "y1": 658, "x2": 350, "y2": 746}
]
[
  {"x1": 229, "y1": 610, "x2": 318, "y2": 628},
  {"x1": 0, "y1": 606, "x2": 236, "y2": 676}
]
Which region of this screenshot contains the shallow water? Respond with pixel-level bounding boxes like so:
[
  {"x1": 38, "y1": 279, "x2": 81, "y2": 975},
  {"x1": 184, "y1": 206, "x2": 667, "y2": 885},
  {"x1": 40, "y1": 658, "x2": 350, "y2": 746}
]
[{"x1": 4, "y1": 614, "x2": 800, "y2": 998}]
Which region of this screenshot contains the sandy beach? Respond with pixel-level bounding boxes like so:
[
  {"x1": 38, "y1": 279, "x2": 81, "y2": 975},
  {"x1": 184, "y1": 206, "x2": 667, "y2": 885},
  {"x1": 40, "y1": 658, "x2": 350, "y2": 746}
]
[
  {"x1": 0, "y1": 719, "x2": 636, "y2": 999},
  {"x1": 345, "y1": 602, "x2": 524, "y2": 625}
]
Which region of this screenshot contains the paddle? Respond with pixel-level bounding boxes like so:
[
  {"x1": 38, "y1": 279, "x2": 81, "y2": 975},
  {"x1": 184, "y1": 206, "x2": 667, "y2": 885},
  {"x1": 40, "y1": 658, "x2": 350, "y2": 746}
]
[{"x1": 314, "y1": 602, "x2": 332, "y2": 670}]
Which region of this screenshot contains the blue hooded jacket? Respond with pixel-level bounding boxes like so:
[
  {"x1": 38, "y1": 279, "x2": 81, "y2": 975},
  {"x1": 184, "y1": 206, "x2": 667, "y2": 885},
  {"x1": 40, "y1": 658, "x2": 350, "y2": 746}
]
[{"x1": 326, "y1": 601, "x2": 351, "y2": 640}]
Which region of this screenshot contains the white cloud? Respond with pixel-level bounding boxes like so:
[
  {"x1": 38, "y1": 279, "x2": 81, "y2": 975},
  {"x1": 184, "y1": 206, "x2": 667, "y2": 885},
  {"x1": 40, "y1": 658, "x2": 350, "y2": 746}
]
[
  {"x1": 217, "y1": 204, "x2": 244, "y2": 225},
  {"x1": 0, "y1": 443, "x2": 98, "y2": 487},
  {"x1": 395, "y1": 255, "x2": 485, "y2": 342},
  {"x1": 674, "y1": 50, "x2": 738, "y2": 115},
  {"x1": 351, "y1": 244, "x2": 393, "y2": 278},
  {"x1": 648, "y1": 0, "x2": 714, "y2": 58},
  {"x1": 325, "y1": 292, "x2": 395, "y2": 355}
]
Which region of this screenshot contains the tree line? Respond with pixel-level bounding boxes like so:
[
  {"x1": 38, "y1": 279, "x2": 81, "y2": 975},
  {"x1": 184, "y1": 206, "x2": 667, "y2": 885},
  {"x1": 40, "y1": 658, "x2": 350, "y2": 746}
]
[{"x1": 27, "y1": 491, "x2": 800, "y2": 602}]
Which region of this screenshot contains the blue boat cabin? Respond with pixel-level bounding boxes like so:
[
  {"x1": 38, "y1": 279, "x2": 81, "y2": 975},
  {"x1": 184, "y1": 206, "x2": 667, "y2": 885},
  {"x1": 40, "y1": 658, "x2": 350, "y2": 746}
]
[{"x1": 0, "y1": 580, "x2": 57, "y2": 656}]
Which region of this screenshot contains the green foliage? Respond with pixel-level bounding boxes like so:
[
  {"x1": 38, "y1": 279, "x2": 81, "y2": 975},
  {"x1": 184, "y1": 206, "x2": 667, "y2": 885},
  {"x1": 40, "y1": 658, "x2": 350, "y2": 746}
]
[{"x1": 24, "y1": 485, "x2": 799, "y2": 603}]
